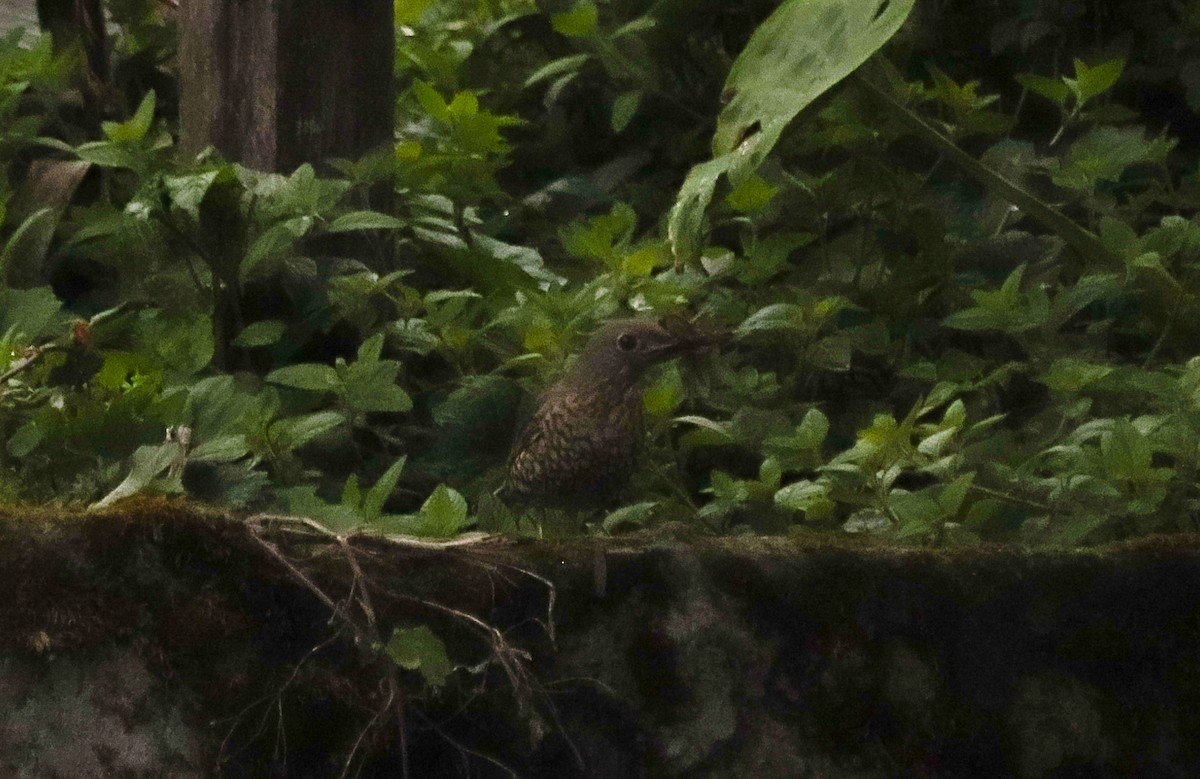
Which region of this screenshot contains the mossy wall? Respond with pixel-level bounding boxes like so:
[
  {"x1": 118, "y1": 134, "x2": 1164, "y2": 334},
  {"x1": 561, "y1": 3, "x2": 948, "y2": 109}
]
[{"x1": 1, "y1": 503, "x2": 1198, "y2": 777}]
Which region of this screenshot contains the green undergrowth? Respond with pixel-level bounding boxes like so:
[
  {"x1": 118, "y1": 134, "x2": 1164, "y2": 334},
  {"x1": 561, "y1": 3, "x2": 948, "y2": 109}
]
[{"x1": 0, "y1": 0, "x2": 1198, "y2": 547}]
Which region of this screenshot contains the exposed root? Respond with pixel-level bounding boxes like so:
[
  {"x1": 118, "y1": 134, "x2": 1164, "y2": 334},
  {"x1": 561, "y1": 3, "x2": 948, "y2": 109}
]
[
  {"x1": 241, "y1": 512, "x2": 566, "y2": 776},
  {"x1": 413, "y1": 708, "x2": 521, "y2": 778},
  {"x1": 217, "y1": 633, "x2": 342, "y2": 771}
]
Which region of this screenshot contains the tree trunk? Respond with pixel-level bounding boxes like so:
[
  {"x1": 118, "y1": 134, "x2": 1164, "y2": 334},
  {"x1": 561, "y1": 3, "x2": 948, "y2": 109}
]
[{"x1": 178, "y1": 0, "x2": 394, "y2": 173}]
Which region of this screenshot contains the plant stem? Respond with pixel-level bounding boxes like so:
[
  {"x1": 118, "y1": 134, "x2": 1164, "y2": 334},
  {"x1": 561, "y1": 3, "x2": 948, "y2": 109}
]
[{"x1": 851, "y1": 70, "x2": 1119, "y2": 269}]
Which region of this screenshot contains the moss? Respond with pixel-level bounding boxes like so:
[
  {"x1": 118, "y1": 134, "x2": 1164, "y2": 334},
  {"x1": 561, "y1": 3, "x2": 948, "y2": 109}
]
[{"x1": 0, "y1": 500, "x2": 1199, "y2": 776}]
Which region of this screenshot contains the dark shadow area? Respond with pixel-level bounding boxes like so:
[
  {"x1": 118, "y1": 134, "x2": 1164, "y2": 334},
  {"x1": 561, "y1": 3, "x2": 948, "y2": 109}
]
[{"x1": 1, "y1": 502, "x2": 1198, "y2": 777}]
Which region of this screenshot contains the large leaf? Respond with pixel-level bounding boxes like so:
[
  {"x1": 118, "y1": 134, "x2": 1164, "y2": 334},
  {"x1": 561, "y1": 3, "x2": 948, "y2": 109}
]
[
  {"x1": 164, "y1": 170, "x2": 221, "y2": 219},
  {"x1": 92, "y1": 441, "x2": 186, "y2": 509},
  {"x1": 0, "y1": 286, "x2": 64, "y2": 341},
  {"x1": 668, "y1": 0, "x2": 915, "y2": 266},
  {"x1": 265, "y1": 363, "x2": 340, "y2": 392},
  {"x1": 713, "y1": 0, "x2": 914, "y2": 160},
  {"x1": 326, "y1": 210, "x2": 406, "y2": 233},
  {"x1": 0, "y1": 208, "x2": 57, "y2": 287},
  {"x1": 667, "y1": 157, "x2": 735, "y2": 270},
  {"x1": 269, "y1": 411, "x2": 344, "y2": 450}
]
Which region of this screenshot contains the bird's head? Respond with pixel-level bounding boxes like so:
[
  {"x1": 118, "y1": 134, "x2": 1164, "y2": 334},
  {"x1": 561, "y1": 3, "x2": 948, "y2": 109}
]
[{"x1": 565, "y1": 316, "x2": 725, "y2": 385}]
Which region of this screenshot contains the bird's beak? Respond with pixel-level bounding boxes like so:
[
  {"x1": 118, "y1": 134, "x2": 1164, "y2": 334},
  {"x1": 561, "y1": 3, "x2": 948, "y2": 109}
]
[{"x1": 654, "y1": 317, "x2": 730, "y2": 359}]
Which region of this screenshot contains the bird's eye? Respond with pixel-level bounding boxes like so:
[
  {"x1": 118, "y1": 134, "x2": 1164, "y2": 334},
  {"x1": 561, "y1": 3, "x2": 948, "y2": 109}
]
[{"x1": 616, "y1": 333, "x2": 639, "y2": 352}]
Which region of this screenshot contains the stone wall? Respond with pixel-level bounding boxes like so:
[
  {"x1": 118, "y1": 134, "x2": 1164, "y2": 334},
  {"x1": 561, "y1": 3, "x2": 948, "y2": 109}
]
[
  {"x1": 0, "y1": 0, "x2": 38, "y2": 44},
  {"x1": 0, "y1": 505, "x2": 1197, "y2": 777}
]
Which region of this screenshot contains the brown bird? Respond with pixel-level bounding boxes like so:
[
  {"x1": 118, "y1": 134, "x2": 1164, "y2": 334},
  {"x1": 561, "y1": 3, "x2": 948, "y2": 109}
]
[{"x1": 502, "y1": 317, "x2": 720, "y2": 509}]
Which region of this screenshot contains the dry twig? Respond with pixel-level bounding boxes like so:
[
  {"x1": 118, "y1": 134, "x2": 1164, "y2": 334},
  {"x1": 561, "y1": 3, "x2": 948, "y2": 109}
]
[{"x1": 241, "y1": 511, "x2": 565, "y2": 776}]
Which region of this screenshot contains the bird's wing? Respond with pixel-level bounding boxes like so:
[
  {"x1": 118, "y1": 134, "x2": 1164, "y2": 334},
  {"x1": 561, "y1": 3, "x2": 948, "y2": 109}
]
[
  {"x1": 505, "y1": 389, "x2": 552, "y2": 466},
  {"x1": 499, "y1": 391, "x2": 558, "y2": 499}
]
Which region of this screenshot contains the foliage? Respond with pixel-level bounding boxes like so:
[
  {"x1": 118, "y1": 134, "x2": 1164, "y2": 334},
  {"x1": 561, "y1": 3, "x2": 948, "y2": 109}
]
[{"x1": 1, "y1": 0, "x2": 1198, "y2": 547}]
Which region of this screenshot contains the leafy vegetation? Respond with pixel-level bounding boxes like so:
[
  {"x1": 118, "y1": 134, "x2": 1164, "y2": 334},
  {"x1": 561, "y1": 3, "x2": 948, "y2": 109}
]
[{"x1": 1, "y1": 0, "x2": 1198, "y2": 547}]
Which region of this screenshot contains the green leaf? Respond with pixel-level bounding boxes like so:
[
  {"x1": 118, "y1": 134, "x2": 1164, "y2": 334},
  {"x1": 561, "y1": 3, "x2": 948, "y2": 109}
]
[
  {"x1": 349, "y1": 382, "x2": 414, "y2": 414},
  {"x1": 0, "y1": 286, "x2": 63, "y2": 341},
  {"x1": 943, "y1": 265, "x2": 1049, "y2": 334},
  {"x1": 889, "y1": 489, "x2": 944, "y2": 536},
  {"x1": 471, "y1": 235, "x2": 559, "y2": 286},
  {"x1": 341, "y1": 474, "x2": 363, "y2": 512},
  {"x1": 266, "y1": 363, "x2": 340, "y2": 392},
  {"x1": 447, "y1": 90, "x2": 480, "y2": 119},
  {"x1": 1047, "y1": 515, "x2": 1108, "y2": 546},
  {"x1": 674, "y1": 415, "x2": 734, "y2": 439},
  {"x1": 810, "y1": 332, "x2": 853, "y2": 372},
  {"x1": 795, "y1": 409, "x2": 830, "y2": 450},
  {"x1": 164, "y1": 171, "x2": 221, "y2": 219},
  {"x1": 241, "y1": 217, "x2": 313, "y2": 282},
  {"x1": 1049, "y1": 273, "x2": 1120, "y2": 328},
  {"x1": 137, "y1": 310, "x2": 215, "y2": 375},
  {"x1": 643, "y1": 364, "x2": 683, "y2": 416},
  {"x1": 184, "y1": 380, "x2": 254, "y2": 440},
  {"x1": 73, "y1": 141, "x2": 139, "y2": 168},
  {"x1": 326, "y1": 210, "x2": 406, "y2": 233},
  {"x1": 938, "y1": 473, "x2": 975, "y2": 516},
  {"x1": 269, "y1": 411, "x2": 344, "y2": 450},
  {"x1": 736, "y1": 232, "x2": 813, "y2": 283},
  {"x1": 774, "y1": 479, "x2": 829, "y2": 512},
  {"x1": 759, "y1": 456, "x2": 783, "y2": 489},
  {"x1": 524, "y1": 54, "x2": 591, "y2": 89},
  {"x1": 611, "y1": 90, "x2": 641, "y2": 133},
  {"x1": 561, "y1": 202, "x2": 637, "y2": 265},
  {"x1": 668, "y1": 156, "x2": 734, "y2": 266},
  {"x1": 453, "y1": 102, "x2": 521, "y2": 154},
  {"x1": 357, "y1": 332, "x2": 386, "y2": 364},
  {"x1": 725, "y1": 174, "x2": 778, "y2": 213},
  {"x1": 278, "y1": 484, "x2": 362, "y2": 533},
  {"x1": 338, "y1": 341, "x2": 413, "y2": 413},
  {"x1": 602, "y1": 501, "x2": 657, "y2": 533},
  {"x1": 1041, "y1": 358, "x2": 1114, "y2": 394},
  {"x1": 1073, "y1": 58, "x2": 1124, "y2": 103},
  {"x1": 738, "y1": 303, "x2": 807, "y2": 333},
  {"x1": 190, "y1": 434, "x2": 250, "y2": 463},
  {"x1": 424, "y1": 288, "x2": 482, "y2": 308},
  {"x1": 1101, "y1": 419, "x2": 1152, "y2": 481},
  {"x1": 942, "y1": 399, "x2": 966, "y2": 429},
  {"x1": 0, "y1": 208, "x2": 57, "y2": 287},
  {"x1": 363, "y1": 457, "x2": 407, "y2": 522},
  {"x1": 232, "y1": 319, "x2": 286, "y2": 348},
  {"x1": 240, "y1": 163, "x2": 349, "y2": 218},
  {"x1": 714, "y1": 0, "x2": 915, "y2": 158},
  {"x1": 394, "y1": 0, "x2": 432, "y2": 25},
  {"x1": 668, "y1": 0, "x2": 915, "y2": 264},
  {"x1": 1016, "y1": 73, "x2": 1070, "y2": 105},
  {"x1": 7, "y1": 421, "x2": 44, "y2": 457},
  {"x1": 92, "y1": 441, "x2": 185, "y2": 509},
  {"x1": 384, "y1": 625, "x2": 454, "y2": 687},
  {"x1": 102, "y1": 89, "x2": 156, "y2": 143},
  {"x1": 620, "y1": 246, "x2": 658, "y2": 277},
  {"x1": 416, "y1": 484, "x2": 470, "y2": 537},
  {"x1": 413, "y1": 81, "x2": 450, "y2": 122},
  {"x1": 917, "y1": 427, "x2": 956, "y2": 457},
  {"x1": 552, "y1": 2, "x2": 599, "y2": 37},
  {"x1": 1052, "y1": 127, "x2": 1176, "y2": 191},
  {"x1": 709, "y1": 470, "x2": 751, "y2": 502},
  {"x1": 613, "y1": 16, "x2": 656, "y2": 38}
]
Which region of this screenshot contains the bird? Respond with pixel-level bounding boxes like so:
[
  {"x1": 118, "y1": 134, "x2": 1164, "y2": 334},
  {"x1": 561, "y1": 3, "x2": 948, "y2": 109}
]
[{"x1": 501, "y1": 316, "x2": 721, "y2": 510}]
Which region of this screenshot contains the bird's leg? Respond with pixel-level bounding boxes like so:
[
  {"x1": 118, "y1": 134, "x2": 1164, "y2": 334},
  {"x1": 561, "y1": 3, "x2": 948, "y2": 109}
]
[
  {"x1": 509, "y1": 507, "x2": 546, "y2": 539},
  {"x1": 591, "y1": 542, "x2": 607, "y2": 599}
]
